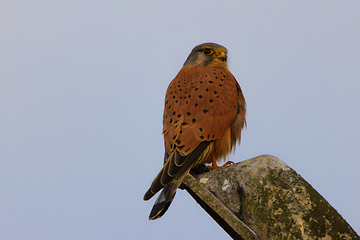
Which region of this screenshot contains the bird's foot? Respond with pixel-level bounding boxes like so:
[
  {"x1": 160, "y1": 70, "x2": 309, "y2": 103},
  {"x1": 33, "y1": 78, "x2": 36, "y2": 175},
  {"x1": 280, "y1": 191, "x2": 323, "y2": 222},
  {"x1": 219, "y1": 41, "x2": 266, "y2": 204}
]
[{"x1": 207, "y1": 160, "x2": 234, "y2": 170}]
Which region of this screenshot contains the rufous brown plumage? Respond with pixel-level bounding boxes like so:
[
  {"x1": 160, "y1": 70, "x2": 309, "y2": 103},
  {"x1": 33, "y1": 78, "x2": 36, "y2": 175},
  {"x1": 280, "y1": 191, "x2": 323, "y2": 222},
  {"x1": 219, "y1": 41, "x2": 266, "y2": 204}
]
[{"x1": 144, "y1": 42, "x2": 246, "y2": 220}]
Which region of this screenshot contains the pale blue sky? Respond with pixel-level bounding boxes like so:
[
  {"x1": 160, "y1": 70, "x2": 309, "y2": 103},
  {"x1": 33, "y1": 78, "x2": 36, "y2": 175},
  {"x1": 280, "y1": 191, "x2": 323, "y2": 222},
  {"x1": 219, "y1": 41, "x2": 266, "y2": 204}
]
[{"x1": 1, "y1": 1, "x2": 359, "y2": 239}]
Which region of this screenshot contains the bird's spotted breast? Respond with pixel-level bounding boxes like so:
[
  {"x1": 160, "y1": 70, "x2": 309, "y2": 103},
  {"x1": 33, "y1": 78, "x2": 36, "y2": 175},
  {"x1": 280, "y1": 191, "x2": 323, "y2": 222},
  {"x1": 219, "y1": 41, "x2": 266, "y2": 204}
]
[{"x1": 163, "y1": 66, "x2": 239, "y2": 156}]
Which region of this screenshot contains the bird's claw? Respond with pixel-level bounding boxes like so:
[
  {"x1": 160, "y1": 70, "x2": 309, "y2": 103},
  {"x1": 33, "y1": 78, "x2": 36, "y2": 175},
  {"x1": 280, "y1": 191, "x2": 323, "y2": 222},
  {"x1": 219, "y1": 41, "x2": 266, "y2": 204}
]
[{"x1": 207, "y1": 160, "x2": 234, "y2": 170}]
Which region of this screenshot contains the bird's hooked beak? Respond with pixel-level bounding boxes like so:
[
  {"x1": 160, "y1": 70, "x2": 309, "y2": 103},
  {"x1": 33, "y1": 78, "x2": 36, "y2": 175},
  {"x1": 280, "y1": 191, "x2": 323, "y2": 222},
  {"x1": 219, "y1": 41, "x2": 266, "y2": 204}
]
[{"x1": 217, "y1": 51, "x2": 227, "y2": 62}]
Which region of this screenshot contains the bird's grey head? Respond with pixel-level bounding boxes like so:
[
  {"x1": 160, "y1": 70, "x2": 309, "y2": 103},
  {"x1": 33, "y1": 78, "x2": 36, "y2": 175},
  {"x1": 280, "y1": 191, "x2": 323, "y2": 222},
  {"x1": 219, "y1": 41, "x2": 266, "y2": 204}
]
[{"x1": 183, "y1": 42, "x2": 228, "y2": 67}]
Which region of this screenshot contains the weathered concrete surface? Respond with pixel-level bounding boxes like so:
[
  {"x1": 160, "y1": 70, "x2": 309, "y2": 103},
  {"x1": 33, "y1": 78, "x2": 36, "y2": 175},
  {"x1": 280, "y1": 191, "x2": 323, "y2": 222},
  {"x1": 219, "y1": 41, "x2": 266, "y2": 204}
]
[{"x1": 183, "y1": 155, "x2": 359, "y2": 240}]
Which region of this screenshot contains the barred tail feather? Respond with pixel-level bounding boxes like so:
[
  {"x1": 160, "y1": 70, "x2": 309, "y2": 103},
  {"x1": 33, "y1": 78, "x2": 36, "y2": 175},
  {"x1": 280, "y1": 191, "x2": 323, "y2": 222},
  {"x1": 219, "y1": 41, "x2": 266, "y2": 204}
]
[{"x1": 148, "y1": 179, "x2": 181, "y2": 220}]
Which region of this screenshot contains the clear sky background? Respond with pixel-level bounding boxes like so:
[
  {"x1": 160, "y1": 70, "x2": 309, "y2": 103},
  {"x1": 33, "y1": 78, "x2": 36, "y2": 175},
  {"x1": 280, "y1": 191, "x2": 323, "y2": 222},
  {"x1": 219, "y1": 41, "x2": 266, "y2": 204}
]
[{"x1": 1, "y1": 1, "x2": 359, "y2": 239}]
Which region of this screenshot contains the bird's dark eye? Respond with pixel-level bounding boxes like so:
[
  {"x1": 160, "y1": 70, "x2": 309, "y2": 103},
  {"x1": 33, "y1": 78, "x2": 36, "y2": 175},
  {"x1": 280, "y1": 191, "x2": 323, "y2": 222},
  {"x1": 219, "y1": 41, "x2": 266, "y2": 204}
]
[{"x1": 203, "y1": 48, "x2": 213, "y2": 55}]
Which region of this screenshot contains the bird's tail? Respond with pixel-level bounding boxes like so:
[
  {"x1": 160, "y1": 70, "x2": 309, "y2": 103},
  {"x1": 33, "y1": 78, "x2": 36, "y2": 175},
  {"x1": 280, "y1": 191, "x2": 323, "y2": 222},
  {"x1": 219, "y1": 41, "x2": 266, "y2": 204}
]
[
  {"x1": 144, "y1": 142, "x2": 211, "y2": 219},
  {"x1": 148, "y1": 178, "x2": 183, "y2": 220}
]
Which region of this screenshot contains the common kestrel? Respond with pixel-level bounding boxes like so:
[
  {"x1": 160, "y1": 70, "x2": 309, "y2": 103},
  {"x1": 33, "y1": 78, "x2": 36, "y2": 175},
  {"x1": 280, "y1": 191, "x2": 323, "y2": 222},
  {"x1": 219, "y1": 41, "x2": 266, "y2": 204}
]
[{"x1": 143, "y1": 42, "x2": 246, "y2": 220}]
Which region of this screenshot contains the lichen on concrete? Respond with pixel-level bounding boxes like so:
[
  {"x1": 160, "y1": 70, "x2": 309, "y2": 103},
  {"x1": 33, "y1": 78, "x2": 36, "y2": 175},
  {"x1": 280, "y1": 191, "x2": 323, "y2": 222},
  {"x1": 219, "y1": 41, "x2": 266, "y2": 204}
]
[
  {"x1": 242, "y1": 167, "x2": 313, "y2": 239},
  {"x1": 302, "y1": 181, "x2": 359, "y2": 239},
  {"x1": 190, "y1": 155, "x2": 359, "y2": 240}
]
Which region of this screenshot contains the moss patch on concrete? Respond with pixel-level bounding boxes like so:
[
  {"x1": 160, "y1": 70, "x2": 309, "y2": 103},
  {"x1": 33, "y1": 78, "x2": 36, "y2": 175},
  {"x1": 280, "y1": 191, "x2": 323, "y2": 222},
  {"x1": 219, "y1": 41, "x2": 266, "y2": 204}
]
[
  {"x1": 303, "y1": 182, "x2": 359, "y2": 239},
  {"x1": 239, "y1": 167, "x2": 359, "y2": 240},
  {"x1": 241, "y1": 168, "x2": 307, "y2": 239}
]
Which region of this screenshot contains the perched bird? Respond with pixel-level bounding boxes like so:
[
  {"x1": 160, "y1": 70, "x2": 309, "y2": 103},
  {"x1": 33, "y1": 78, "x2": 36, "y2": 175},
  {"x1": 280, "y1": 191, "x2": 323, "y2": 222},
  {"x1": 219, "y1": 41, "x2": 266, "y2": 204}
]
[{"x1": 143, "y1": 43, "x2": 246, "y2": 220}]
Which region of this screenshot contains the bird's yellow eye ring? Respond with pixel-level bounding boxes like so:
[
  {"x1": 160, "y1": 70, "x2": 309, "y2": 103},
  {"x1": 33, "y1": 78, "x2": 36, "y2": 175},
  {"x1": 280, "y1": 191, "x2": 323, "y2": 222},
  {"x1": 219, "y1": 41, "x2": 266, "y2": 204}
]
[{"x1": 203, "y1": 48, "x2": 213, "y2": 55}]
